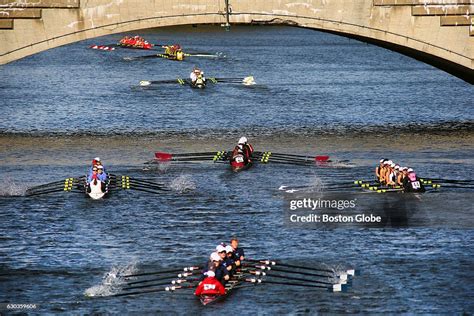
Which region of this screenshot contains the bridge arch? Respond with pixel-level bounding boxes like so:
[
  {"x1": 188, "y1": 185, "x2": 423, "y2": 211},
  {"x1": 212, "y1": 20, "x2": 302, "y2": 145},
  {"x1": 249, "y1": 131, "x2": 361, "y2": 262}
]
[{"x1": 0, "y1": 0, "x2": 472, "y2": 83}]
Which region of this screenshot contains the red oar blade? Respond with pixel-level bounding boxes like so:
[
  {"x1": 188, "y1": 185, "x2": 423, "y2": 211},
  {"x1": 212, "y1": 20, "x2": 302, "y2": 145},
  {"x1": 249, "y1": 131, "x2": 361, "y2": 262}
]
[
  {"x1": 315, "y1": 155, "x2": 330, "y2": 162},
  {"x1": 155, "y1": 152, "x2": 173, "y2": 161}
]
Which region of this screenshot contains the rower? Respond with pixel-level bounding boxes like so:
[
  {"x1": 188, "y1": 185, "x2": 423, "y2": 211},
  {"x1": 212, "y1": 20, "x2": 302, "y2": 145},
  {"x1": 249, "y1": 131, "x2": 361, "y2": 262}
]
[
  {"x1": 238, "y1": 137, "x2": 254, "y2": 163},
  {"x1": 381, "y1": 160, "x2": 392, "y2": 185},
  {"x1": 194, "y1": 270, "x2": 226, "y2": 296},
  {"x1": 97, "y1": 165, "x2": 107, "y2": 181},
  {"x1": 384, "y1": 161, "x2": 397, "y2": 186},
  {"x1": 222, "y1": 245, "x2": 236, "y2": 276},
  {"x1": 398, "y1": 167, "x2": 408, "y2": 185},
  {"x1": 402, "y1": 168, "x2": 426, "y2": 193},
  {"x1": 176, "y1": 48, "x2": 184, "y2": 61},
  {"x1": 229, "y1": 145, "x2": 246, "y2": 170},
  {"x1": 215, "y1": 245, "x2": 231, "y2": 282},
  {"x1": 201, "y1": 251, "x2": 230, "y2": 284},
  {"x1": 376, "y1": 159, "x2": 387, "y2": 183},
  {"x1": 393, "y1": 165, "x2": 401, "y2": 185},
  {"x1": 230, "y1": 238, "x2": 245, "y2": 262}
]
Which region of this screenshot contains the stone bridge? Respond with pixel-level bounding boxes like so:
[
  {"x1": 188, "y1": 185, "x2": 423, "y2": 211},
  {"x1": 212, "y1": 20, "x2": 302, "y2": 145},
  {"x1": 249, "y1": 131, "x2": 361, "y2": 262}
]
[{"x1": 0, "y1": 0, "x2": 473, "y2": 83}]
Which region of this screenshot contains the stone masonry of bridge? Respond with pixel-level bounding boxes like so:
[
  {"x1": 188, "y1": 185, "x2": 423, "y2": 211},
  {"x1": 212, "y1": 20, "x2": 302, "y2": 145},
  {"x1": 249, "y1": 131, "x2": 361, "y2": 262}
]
[{"x1": 0, "y1": 0, "x2": 473, "y2": 83}]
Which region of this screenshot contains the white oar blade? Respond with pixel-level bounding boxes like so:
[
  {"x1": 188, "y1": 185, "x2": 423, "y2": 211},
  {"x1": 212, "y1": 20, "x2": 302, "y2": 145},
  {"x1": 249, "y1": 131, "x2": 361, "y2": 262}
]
[{"x1": 242, "y1": 76, "x2": 256, "y2": 85}]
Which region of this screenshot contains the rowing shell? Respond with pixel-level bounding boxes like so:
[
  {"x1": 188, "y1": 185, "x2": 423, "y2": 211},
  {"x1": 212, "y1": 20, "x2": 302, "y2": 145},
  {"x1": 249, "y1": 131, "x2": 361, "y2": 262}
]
[
  {"x1": 231, "y1": 162, "x2": 253, "y2": 173},
  {"x1": 199, "y1": 270, "x2": 247, "y2": 306},
  {"x1": 86, "y1": 179, "x2": 109, "y2": 200}
]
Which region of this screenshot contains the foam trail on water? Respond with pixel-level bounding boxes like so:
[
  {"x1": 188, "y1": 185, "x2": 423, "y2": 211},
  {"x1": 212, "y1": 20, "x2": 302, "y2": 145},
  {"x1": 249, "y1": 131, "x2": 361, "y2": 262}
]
[
  {"x1": 170, "y1": 175, "x2": 196, "y2": 193},
  {"x1": 0, "y1": 177, "x2": 27, "y2": 196},
  {"x1": 84, "y1": 262, "x2": 138, "y2": 297}
]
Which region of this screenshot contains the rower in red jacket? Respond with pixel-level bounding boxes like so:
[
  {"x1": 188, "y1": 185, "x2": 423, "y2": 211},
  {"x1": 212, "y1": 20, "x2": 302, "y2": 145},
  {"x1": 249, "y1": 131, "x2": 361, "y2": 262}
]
[
  {"x1": 238, "y1": 136, "x2": 254, "y2": 163},
  {"x1": 194, "y1": 270, "x2": 226, "y2": 296}
]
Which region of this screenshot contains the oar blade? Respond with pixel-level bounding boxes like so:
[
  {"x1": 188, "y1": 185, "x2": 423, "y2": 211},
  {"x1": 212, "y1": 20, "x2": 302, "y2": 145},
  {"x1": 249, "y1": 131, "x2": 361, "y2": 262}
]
[
  {"x1": 315, "y1": 155, "x2": 330, "y2": 162},
  {"x1": 155, "y1": 152, "x2": 173, "y2": 161}
]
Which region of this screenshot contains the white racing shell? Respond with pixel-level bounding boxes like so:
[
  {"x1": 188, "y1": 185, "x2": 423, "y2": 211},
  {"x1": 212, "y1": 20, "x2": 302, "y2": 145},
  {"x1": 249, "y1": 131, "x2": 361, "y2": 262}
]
[{"x1": 87, "y1": 179, "x2": 107, "y2": 200}]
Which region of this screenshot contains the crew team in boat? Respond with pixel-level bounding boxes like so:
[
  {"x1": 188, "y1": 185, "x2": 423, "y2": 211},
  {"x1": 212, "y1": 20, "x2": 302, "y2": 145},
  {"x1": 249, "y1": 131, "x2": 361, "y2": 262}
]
[
  {"x1": 376, "y1": 159, "x2": 425, "y2": 192},
  {"x1": 87, "y1": 157, "x2": 108, "y2": 192},
  {"x1": 195, "y1": 238, "x2": 245, "y2": 296},
  {"x1": 118, "y1": 35, "x2": 152, "y2": 49},
  {"x1": 163, "y1": 44, "x2": 184, "y2": 60}
]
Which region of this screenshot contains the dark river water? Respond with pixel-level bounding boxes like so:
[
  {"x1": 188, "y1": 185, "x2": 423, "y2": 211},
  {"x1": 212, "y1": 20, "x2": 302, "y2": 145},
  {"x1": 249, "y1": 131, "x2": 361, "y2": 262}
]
[{"x1": 0, "y1": 25, "x2": 473, "y2": 314}]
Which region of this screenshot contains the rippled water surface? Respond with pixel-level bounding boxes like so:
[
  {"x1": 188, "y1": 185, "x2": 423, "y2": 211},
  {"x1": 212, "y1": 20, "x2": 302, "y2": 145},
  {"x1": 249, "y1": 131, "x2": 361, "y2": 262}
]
[{"x1": 0, "y1": 25, "x2": 473, "y2": 314}]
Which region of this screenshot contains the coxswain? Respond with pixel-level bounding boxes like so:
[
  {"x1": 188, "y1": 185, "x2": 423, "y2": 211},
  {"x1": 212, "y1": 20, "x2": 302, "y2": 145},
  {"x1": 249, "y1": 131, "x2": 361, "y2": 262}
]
[
  {"x1": 194, "y1": 270, "x2": 226, "y2": 296},
  {"x1": 230, "y1": 238, "x2": 245, "y2": 262},
  {"x1": 229, "y1": 145, "x2": 246, "y2": 171},
  {"x1": 142, "y1": 40, "x2": 152, "y2": 49},
  {"x1": 402, "y1": 168, "x2": 426, "y2": 193},
  {"x1": 376, "y1": 159, "x2": 387, "y2": 183},
  {"x1": 238, "y1": 137, "x2": 254, "y2": 163}
]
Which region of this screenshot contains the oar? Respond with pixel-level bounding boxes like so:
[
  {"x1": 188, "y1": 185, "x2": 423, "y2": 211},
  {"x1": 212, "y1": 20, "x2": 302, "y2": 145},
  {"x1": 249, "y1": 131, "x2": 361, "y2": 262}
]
[
  {"x1": 431, "y1": 184, "x2": 473, "y2": 189},
  {"x1": 208, "y1": 76, "x2": 256, "y2": 85},
  {"x1": 126, "y1": 272, "x2": 194, "y2": 286},
  {"x1": 254, "y1": 153, "x2": 331, "y2": 165},
  {"x1": 420, "y1": 178, "x2": 474, "y2": 184},
  {"x1": 25, "y1": 188, "x2": 71, "y2": 197},
  {"x1": 250, "y1": 270, "x2": 347, "y2": 285},
  {"x1": 117, "y1": 181, "x2": 169, "y2": 191},
  {"x1": 154, "y1": 151, "x2": 229, "y2": 162},
  {"x1": 117, "y1": 176, "x2": 167, "y2": 190},
  {"x1": 26, "y1": 179, "x2": 69, "y2": 191},
  {"x1": 123, "y1": 54, "x2": 162, "y2": 61},
  {"x1": 122, "y1": 278, "x2": 193, "y2": 291},
  {"x1": 26, "y1": 177, "x2": 85, "y2": 196},
  {"x1": 255, "y1": 151, "x2": 330, "y2": 162},
  {"x1": 183, "y1": 53, "x2": 221, "y2": 58},
  {"x1": 156, "y1": 151, "x2": 225, "y2": 158},
  {"x1": 248, "y1": 259, "x2": 352, "y2": 275},
  {"x1": 252, "y1": 264, "x2": 334, "y2": 279},
  {"x1": 126, "y1": 178, "x2": 166, "y2": 187},
  {"x1": 120, "y1": 266, "x2": 200, "y2": 278},
  {"x1": 139, "y1": 78, "x2": 188, "y2": 86},
  {"x1": 110, "y1": 284, "x2": 194, "y2": 297},
  {"x1": 246, "y1": 278, "x2": 346, "y2": 292}
]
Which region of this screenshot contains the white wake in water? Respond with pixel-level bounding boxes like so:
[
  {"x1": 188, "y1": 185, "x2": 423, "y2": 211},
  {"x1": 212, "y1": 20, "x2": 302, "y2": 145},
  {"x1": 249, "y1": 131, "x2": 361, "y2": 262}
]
[
  {"x1": 279, "y1": 176, "x2": 325, "y2": 193},
  {"x1": 170, "y1": 175, "x2": 196, "y2": 193},
  {"x1": 84, "y1": 262, "x2": 138, "y2": 297},
  {"x1": 0, "y1": 177, "x2": 28, "y2": 196}
]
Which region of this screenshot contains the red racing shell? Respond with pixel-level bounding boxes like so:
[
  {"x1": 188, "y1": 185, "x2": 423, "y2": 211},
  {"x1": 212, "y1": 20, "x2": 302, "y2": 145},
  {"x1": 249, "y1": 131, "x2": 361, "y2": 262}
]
[{"x1": 194, "y1": 277, "x2": 226, "y2": 296}]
